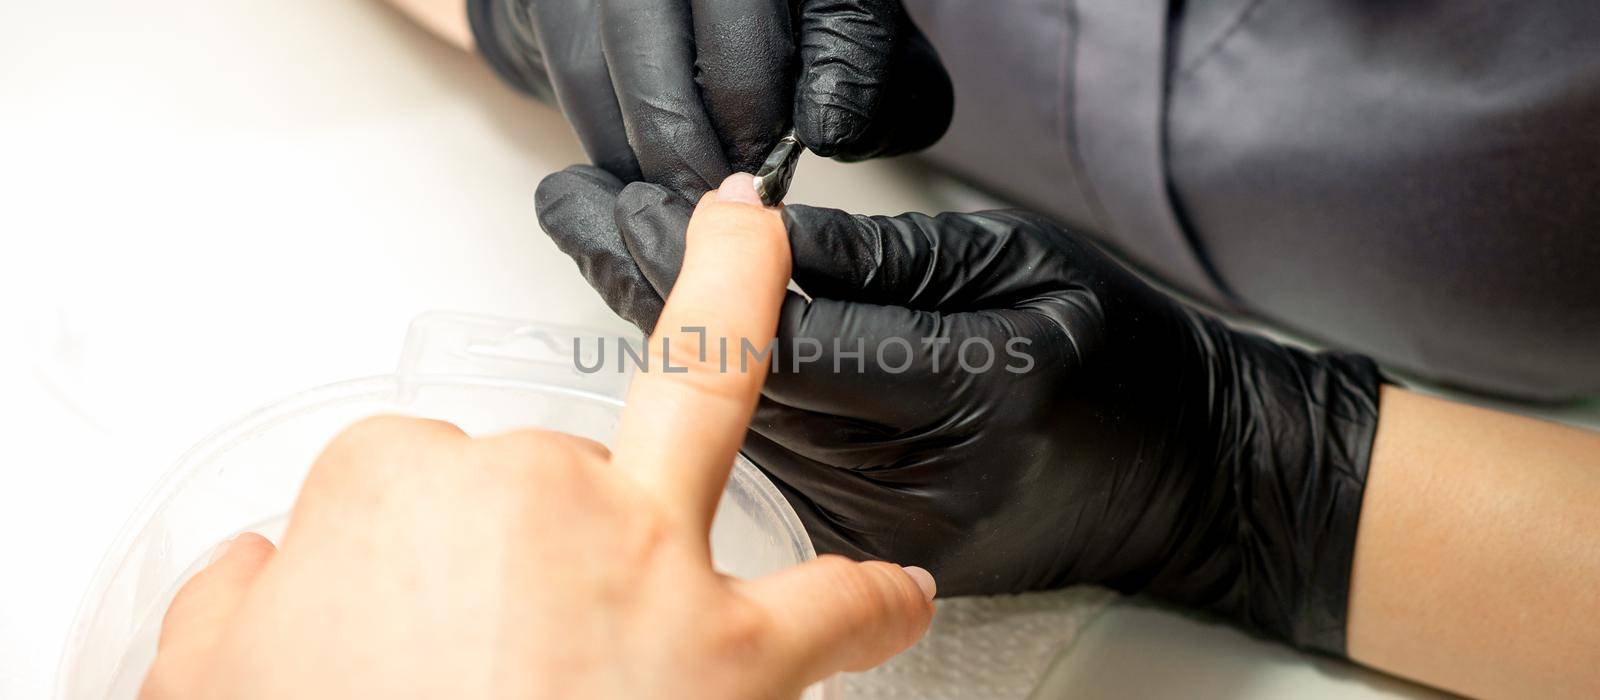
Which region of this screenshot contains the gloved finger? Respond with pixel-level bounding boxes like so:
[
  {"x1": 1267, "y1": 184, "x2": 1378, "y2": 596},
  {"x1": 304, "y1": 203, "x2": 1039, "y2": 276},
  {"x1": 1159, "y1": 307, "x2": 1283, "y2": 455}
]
[
  {"x1": 783, "y1": 205, "x2": 1069, "y2": 310},
  {"x1": 535, "y1": 165, "x2": 666, "y2": 331},
  {"x1": 528, "y1": 0, "x2": 642, "y2": 181},
  {"x1": 763, "y1": 295, "x2": 948, "y2": 426},
  {"x1": 690, "y1": 0, "x2": 796, "y2": 173},
  {"x1": 749, "y1": 396, "x2": 904, "y2": 469},
  {"x1": 742, "y1": 429, "x2": 974, "y2": 587},
  {"x1": 156, "y1": 533, "x2": 277, "y2": 653},
  {"x1": 615, "y1": 181, "x2": 694, "y2": 296},
  {"x1": 739, "y1": 555, "x2": 933, "y2": 683},
  {"x1": 794, "y1": 0, "x2": 953, "y2": 161},
  {"x1": 598, "y1": 0, "x2": 731, "y2": 197}
]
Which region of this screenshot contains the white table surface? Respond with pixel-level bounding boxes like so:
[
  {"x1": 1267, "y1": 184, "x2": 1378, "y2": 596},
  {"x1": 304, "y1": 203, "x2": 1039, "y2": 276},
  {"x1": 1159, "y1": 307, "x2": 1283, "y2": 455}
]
[{"x1": 3, "y1": 1, "x2": 1579, "y2": 697}]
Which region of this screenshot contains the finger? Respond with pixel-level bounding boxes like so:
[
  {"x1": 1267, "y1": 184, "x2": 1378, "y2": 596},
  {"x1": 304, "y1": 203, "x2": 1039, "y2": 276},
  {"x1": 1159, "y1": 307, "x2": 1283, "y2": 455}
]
[
  {"x1": 690, "y1": 0, "x2": 796, "y2": 172},
  {"x1": 783, "y1": 205, "x2": 1071, "y2": 309},
  {"x1": 528, "y1": 0, "x2": 643, "y2": 180},
  {"x1": 741, "y1": 555, "x2": 934, "y2": 682},
  {"x1": 793, "y1": 0, "x2": 895, "y2": 155},
  {"x1": 157, "y1": 533, "x2": 278, "y2": 652},
  {"x1": 749, "y1": 397, "x2": 901, "y2": 469},
  {"x1": 536, "y1": 165, "x2": 667, "y2": 331},
  {"x1": 613, "y1": 175, "x2": 789, "y2": 535},
  {"x1": 794, "y1": 0, "x2": 953, "y2": 160},
  {"x1": 470, "y1": 0, "x2": 560, "y2": 101},
  {"x1": 598, "y1": 0, "x2": 731, "y2": 197},
  {"x1": 765, "y1": 294, "x2": 950, "y2": 426}
]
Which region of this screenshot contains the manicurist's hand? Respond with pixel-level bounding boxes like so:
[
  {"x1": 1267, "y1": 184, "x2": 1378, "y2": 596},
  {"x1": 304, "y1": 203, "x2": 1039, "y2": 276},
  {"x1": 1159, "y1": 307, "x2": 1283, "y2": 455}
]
[
  {"x1": 540, "y1": 177, "x2": 1600, "y2": 699},
  {"x1": 537, "y1": 170, "x2": 1386, "y2": 656},
  {"x1": 140, "y1": 176, "x2": 935, "y2": 700},
  {"x1": 469, "y1": 0, "x2": 953, "y2": 196}
]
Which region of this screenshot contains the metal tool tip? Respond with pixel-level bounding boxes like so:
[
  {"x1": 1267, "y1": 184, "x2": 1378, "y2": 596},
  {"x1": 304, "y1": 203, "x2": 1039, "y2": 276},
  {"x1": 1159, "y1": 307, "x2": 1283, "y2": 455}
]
[{"x1": 753, "y1": 131, "x2": 805, "y2": 206}]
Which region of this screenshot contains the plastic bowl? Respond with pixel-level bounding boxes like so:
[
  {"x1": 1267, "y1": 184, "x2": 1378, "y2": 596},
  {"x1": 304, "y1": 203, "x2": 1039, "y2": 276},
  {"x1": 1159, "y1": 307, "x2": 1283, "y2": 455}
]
[{"x1": 57, "y1": 313, "x2": 829, "y2": 698}]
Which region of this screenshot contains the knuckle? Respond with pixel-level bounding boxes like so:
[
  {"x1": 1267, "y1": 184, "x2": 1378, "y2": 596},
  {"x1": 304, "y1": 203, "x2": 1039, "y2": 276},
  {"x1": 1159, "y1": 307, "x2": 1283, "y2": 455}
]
[
  {"x1": 480, "y1": 427, "x2": 564, "y2": 458},
  {"x1": 224, "y1": 532, "x2": 276, "y2": 560},
  {"x1": 818, "y1": 555, "x2": 885, "y2": 610},
  {"x1": 863, "y1": 561, "x2": 926, "y2": 610},
  {"x1": 860, "y1": 562, "x2": 933, "y2": 647},
  {"x1": 478, "y1": 428, "x2": 597, "y2": 484},
  {"x1": 322, "y1": 415, "x2": 463, "y2": 464},
  {"x1": 561, "y1": 434, "x2": 613, "y2": 460},
  {"x1": 836, "y1": 559, "x2": 922, "y2": 623},
  {"x1": 308, "y1": 415, "x2": 464, "y2": 492},
  {"x1": 651, "y1": 331, "x2": 751, "y2": 390},
  {"x1": 340, "y1": 414, "x2": 462, "y2": 443},
  {"x1": 678, "y1": 353, "x2": 749, "y2": 396}
]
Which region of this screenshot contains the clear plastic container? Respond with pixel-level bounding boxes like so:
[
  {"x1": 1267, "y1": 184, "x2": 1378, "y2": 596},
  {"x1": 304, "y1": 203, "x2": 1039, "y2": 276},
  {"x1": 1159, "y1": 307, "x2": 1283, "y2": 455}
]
[{"x1": 57, "y1": 312, "x2": 832, "y2": 699}]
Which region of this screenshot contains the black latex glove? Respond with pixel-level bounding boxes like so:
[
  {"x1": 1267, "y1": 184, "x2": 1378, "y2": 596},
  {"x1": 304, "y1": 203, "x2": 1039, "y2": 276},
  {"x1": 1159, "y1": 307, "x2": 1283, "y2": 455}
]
[
  {"x1": 468, "y1": 0, "x2": 954, "y2": 196},
  {"x1": 534, "y1": 166, "x2": 1385, "y2": 657}
]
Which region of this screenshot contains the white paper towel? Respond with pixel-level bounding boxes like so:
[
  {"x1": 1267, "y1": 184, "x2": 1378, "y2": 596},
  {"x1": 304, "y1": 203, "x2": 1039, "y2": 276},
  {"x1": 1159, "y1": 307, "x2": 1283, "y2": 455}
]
[{"x1": 842, "y1": 587, "x2": 1117, "y2": 699}]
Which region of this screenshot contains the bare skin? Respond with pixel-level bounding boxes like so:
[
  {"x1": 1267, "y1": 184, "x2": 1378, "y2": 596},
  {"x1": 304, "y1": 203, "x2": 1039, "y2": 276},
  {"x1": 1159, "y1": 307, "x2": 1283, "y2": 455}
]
[
  {"x1": 140, "y1": 177, "x2": 936, "y2": 699},
  {"x1": 1349, "y1": 388, "x2": 1600, "y2": 698}
]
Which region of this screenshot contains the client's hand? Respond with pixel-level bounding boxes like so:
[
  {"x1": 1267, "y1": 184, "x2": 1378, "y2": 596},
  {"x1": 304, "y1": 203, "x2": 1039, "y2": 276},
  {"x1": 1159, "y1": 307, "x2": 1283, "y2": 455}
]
[
  {"x1": 537, "y1": 170, "x2": 1385, "y2": 656},
  {"x1": 140, "y1": 177, "x2": 935, "y2": 700}
]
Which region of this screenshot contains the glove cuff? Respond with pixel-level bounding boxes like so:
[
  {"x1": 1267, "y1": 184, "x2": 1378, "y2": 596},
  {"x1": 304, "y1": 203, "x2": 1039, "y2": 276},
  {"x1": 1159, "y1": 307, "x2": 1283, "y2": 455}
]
[
  {"x1": 466, "y1": 0, "x2": 556, "y2": 103},
  {"x1": 1215, "y1": 326, "x2": 1385, "y2": 656}
]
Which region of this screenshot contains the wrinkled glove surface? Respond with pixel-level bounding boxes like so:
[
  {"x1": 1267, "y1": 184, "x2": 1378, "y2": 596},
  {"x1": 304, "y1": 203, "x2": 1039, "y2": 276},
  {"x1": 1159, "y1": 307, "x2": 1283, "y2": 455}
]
[
  {"x1": 468, "y1": 0, "x2": 953, "y2": 196},
  {"x1": 535, "y1": 166, "x2": 1384, "y2": 657}
]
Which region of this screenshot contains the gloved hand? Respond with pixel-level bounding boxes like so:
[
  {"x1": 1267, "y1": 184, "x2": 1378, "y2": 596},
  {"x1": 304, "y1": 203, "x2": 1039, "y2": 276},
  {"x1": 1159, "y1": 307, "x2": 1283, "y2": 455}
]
[
  {"x1": 468, "y1": 0, "x2": 953, "y2": 196},
  {"x1": 535, "y1": 166, "x2": 1385, "y2": 656}
]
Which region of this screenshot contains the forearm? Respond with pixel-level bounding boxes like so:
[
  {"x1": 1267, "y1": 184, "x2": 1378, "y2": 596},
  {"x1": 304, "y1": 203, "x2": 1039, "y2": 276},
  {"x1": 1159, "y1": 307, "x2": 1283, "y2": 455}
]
[{"x1": 1348, "y1": 386, "x2": 1600, "y2": 698}]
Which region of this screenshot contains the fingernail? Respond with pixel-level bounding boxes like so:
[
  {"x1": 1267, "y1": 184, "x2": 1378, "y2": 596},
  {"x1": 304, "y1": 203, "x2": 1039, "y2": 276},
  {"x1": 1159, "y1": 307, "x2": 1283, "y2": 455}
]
[
  {"x1": 902, "y1": 566, "x2": 936, "y2": 601},
  {"x1": 206, "y1": 533, "x2": 241, "y2": 565},
  {"x1": 715, "y1": 173, "x2": 762, "y2": 205}
]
